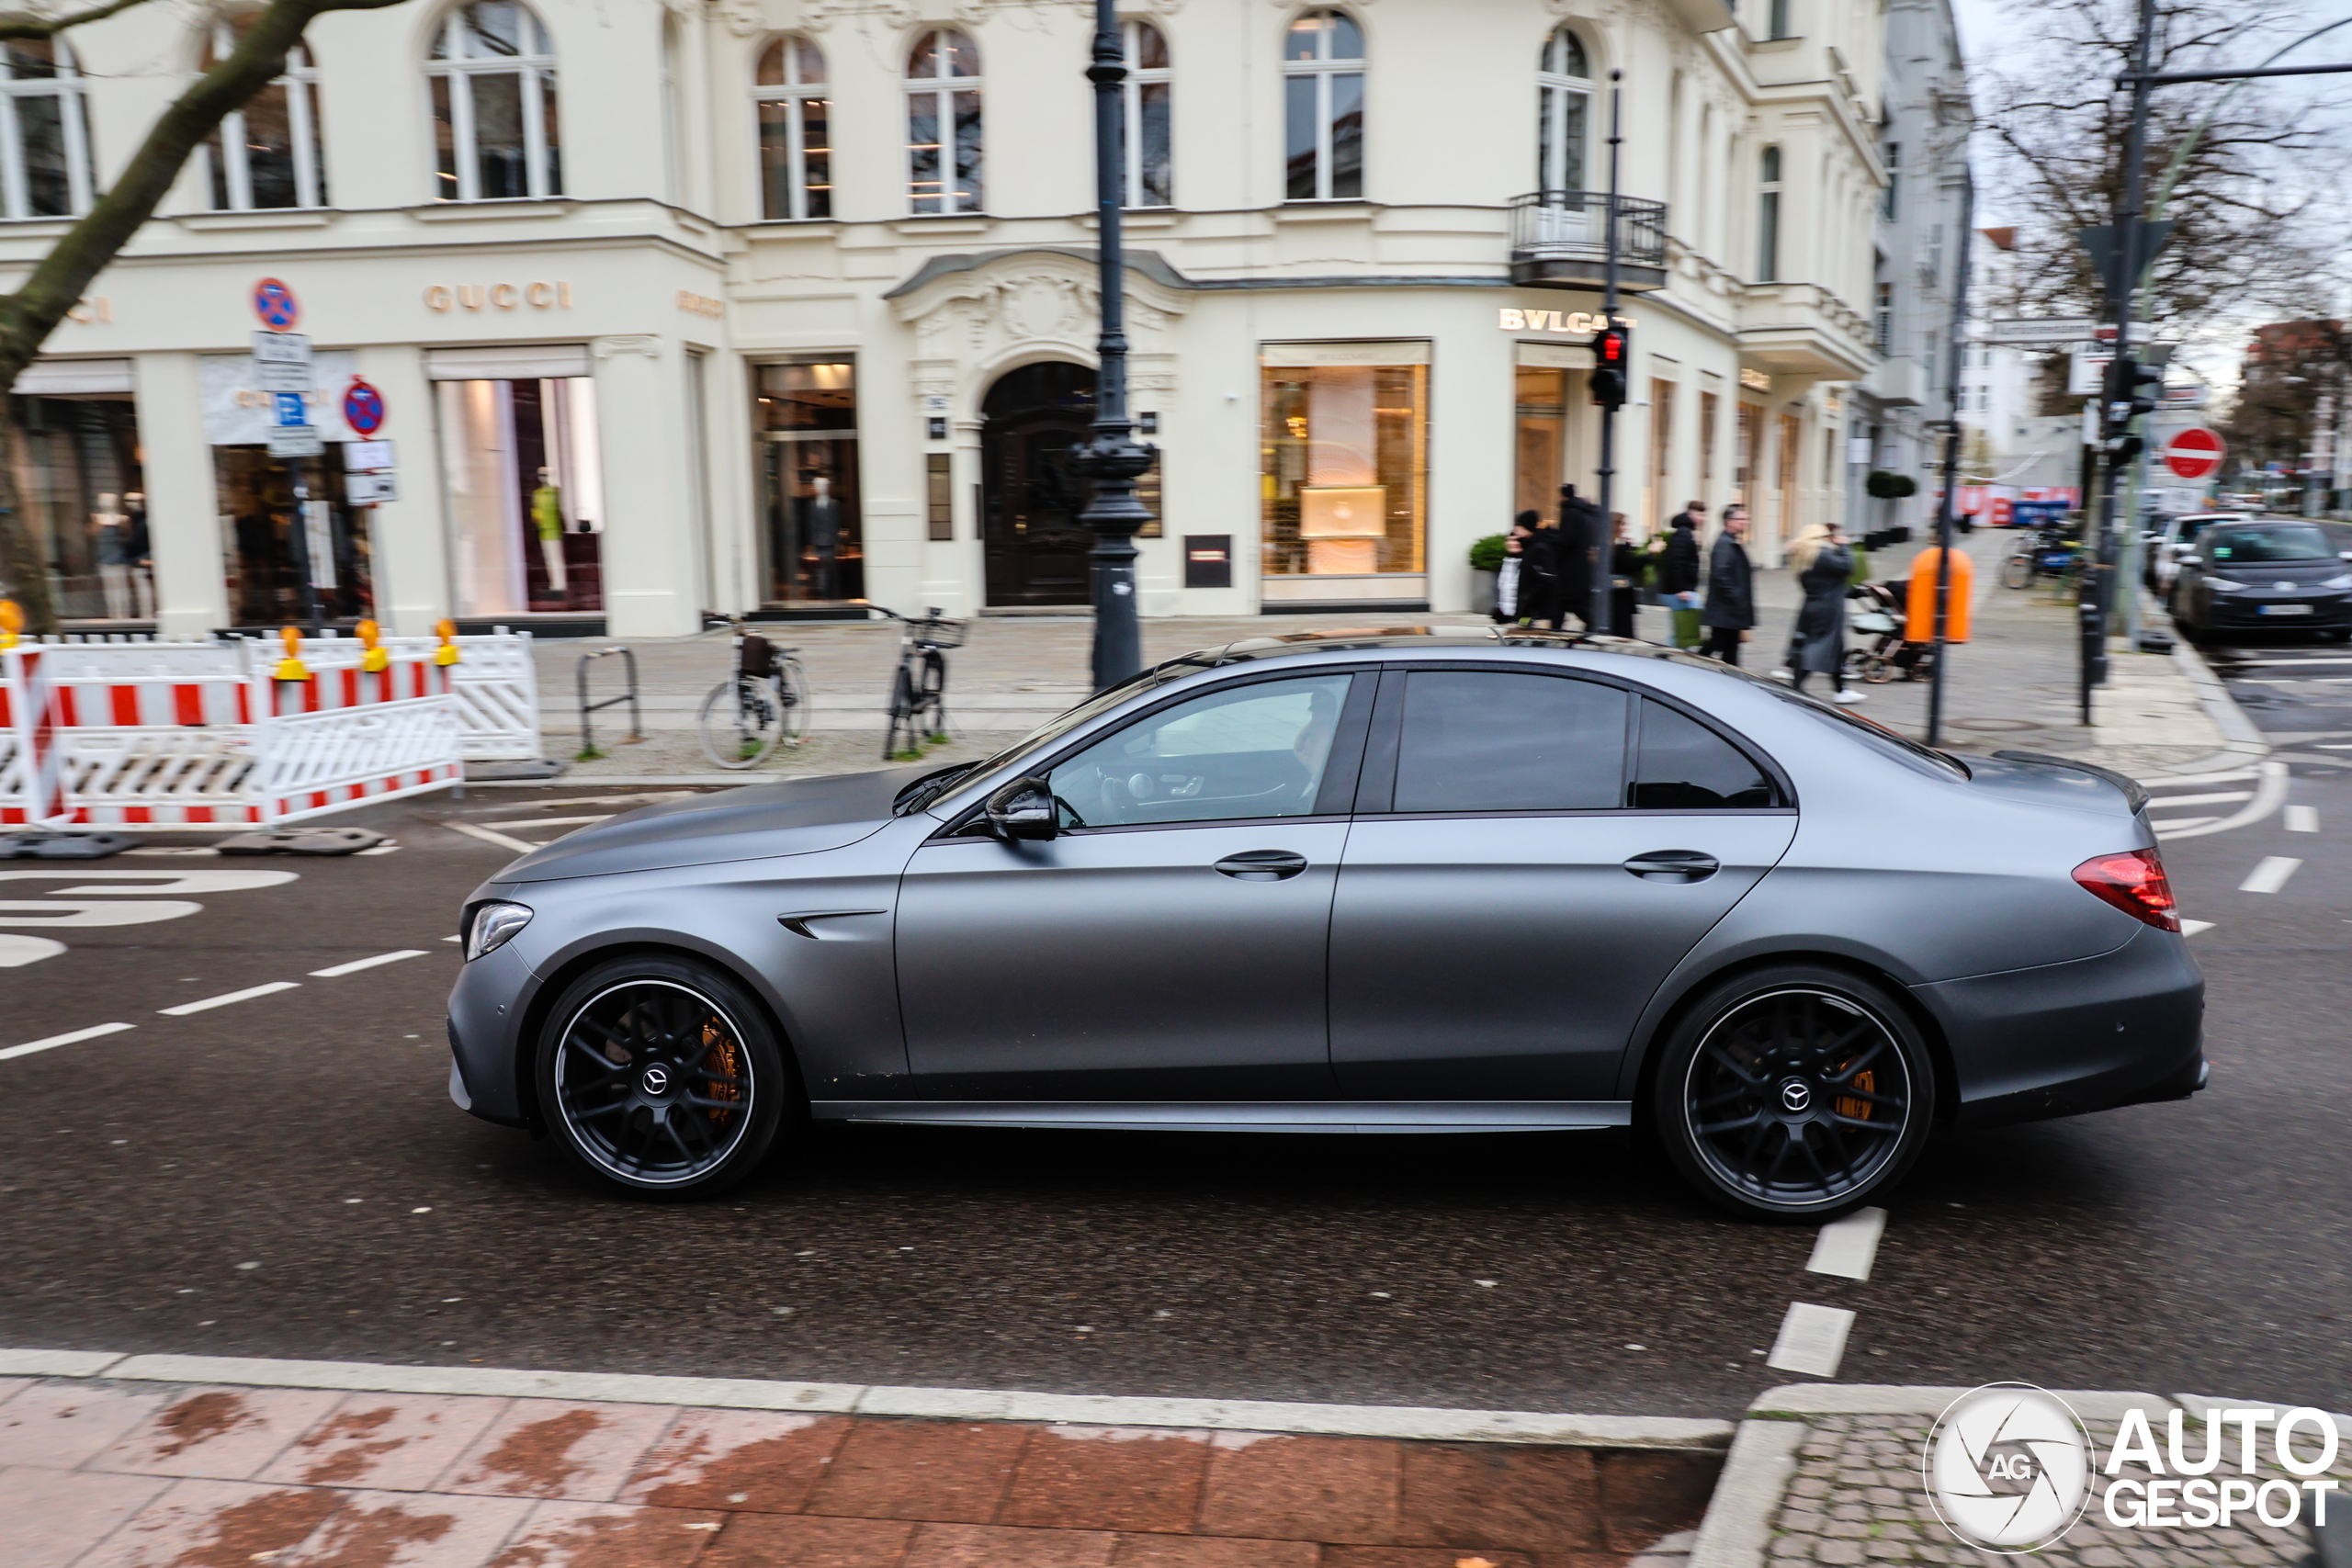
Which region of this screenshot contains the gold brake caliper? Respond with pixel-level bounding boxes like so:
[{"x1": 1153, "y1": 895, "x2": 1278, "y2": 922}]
[{"x1": 702, "y1": 1021, "x2": 742, "y2": 1126}]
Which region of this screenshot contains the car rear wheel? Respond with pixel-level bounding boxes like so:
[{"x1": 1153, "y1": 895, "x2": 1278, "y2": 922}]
[
  {"x1": 1654, "y1": 966, "x2": 1935, "y2": 1221},
  {"x1": 535, "y1": 955, "x2": 790, "y2": 1198}
]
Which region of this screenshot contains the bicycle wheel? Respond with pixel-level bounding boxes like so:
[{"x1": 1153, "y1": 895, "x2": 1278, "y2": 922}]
[
  {"x1": 884, "y1": 664, "x2": 918, "y2": 761},
  {"x1": 1860, "y1": 653, "x2": 1896, "y2": 685},
  {"x1": 699, "y1": 678, "x2": 784, "y2": 770},
  {"x1": 774, "y1": 660, "x2": 810, "y2": 748},
  {"x1": 2001, "y1": 554, "x2": 2032, "y2": 590},
  {"x1": 918, "y1": 649, "x2": 948, "y2": 741}
]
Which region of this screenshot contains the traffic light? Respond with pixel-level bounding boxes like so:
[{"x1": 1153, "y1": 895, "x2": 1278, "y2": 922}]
[
  {"x1": 1590, "y1": 323, "x2": 1629, "y2": 410},
  {"x1": 2100, "y1": 355, "x2": 2164, "y2": 426}
]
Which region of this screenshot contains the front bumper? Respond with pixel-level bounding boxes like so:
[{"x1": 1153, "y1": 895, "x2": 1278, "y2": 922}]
[
  {"x1": 1916, "y1": 922, "x2": 2208, "y2": 1130},
  {"x1": 446, "y1": 936, "x2": 542, "y2": 1128},
  {"x1": 2205, "y1": 593, "x2": 2351, "y2": 628}
]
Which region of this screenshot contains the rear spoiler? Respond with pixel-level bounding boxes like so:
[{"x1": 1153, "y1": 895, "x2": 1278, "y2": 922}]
[{"x1": 1989, "y1": 750, "x2": 2150, "y2": 815}]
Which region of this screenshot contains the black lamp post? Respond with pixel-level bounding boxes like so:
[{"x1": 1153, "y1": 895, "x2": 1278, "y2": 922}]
[
  {"x1": 1071, "y1": 0, "x2": 1157, "y2": 691},
  {"x1": 1589, "y1": 69, "x2": 1624, "y2": 634}
]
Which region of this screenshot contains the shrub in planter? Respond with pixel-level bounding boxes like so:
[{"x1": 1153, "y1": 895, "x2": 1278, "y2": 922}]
[
  {"x1": 1468, "y1": 534, "x2": 1510, "y2": 572},
  {"x1": 1865, "y1": 470, "x2": 1917, "y2": 501}
]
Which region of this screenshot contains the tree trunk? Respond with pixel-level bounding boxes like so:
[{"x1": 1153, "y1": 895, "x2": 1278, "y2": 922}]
[{"x1": 0, "y1": 411, "x2": 56, "y2": 634}]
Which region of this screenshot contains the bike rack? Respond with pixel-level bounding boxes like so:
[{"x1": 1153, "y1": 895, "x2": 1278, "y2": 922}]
[{"x1": 575, "y1": 645, "x2": 642, "y2": 756}]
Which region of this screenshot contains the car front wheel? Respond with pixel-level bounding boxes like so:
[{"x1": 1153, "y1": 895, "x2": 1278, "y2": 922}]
[
  {"x1": 535, "y1": 955, "x2": 790, "y2": 1198},
  {"x1": 1654, "y1": 966, "x2": 1935, "y2": 1221}
]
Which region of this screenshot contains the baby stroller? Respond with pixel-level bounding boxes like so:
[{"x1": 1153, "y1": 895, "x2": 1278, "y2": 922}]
[{"x1": 1849, "y1": 580, "x2": 1939, "y2": 684}]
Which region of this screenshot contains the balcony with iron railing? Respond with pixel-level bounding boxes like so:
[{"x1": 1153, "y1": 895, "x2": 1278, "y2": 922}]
[{"x1": 1508, "y1": 191, "x2": 1669, "y2": 292}]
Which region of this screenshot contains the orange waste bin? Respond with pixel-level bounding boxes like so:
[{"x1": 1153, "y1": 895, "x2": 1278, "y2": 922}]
[{"x1": 1905, "y1": 546, "x2": 1973, "y2": 644}]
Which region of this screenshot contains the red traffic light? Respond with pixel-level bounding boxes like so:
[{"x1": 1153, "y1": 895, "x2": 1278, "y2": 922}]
[{"x1": 1596, "y1": 327, "x2": 1627, "y2": 364}]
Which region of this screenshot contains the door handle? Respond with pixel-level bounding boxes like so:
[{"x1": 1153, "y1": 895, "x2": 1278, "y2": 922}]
[
  {"x1": 1623, "y1": 850, "x2": 1719, "y2": 882},
  {"x1": 1213, "y1": 850, "x2": 1308, "y2": 881}
]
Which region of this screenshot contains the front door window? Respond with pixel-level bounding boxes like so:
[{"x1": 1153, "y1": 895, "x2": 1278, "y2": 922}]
[{"x1": 1047, "y1": 673, "x2": 1354, "y2": 828}]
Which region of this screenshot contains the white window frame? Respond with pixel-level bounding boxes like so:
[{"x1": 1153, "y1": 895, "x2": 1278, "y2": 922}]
[
  {"x1": 1121, "y1": 19, "x2": 1170, "y2": 209},
  {"x1": 754, "y1": 35, "x2": 829, "y2": 221},
  {"x1": 1536, "y1": 26, "x2": 1590, "y2": 195},
  {"x1": 0, "y1": 39, "x2": 92, "y2": 220},
  {"x1": 204, "y1": 22, "x2": 325, "y2": 210},
  {"x1": 1757, "y1": 143, "x2": 1782, "y2": 283},
  {"x1": 425, "y1": 2, "x2": 561, "y2": 203},
  {"x1": 1282, "y1": 9, "x2": 1363, "y2": 203},
  {"x1": 904, "y1": 28, "x2": 981, "y2": 215}
]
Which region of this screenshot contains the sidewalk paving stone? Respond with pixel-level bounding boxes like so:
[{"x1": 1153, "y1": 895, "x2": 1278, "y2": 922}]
[{"x1": 0, "y1": 1374, "x2": 1720, "y2": 1568}]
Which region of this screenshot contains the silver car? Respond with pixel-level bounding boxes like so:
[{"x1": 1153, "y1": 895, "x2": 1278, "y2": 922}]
[{"x1": 447, "y1": 631, "x2": 2206, "y2": 1220}]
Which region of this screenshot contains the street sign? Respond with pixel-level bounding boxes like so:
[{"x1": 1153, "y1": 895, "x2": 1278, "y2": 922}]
[
  {"x1": 342, "y1": 377, "x2": 387, "y2": 436},
  {"x1": 2162, "y1": 427, "x2": 2224, "y2": 481},
  {"x1": 345, "y1": 471, "x2": 401, "y2": 507},
  {"x1": 2159, "y1": 383, "x2": 2207, "y2": 408},
  {"x1": 267, "y1": 425, "x2": 322, "y2": 458},
  {"x1": 1980, "y1": 318, "x2": 2098, "y2": 345},
  {"x1": 253, "y1": 277, "x2": 300, "y2": 332},
  {"x1": 344, "y1": 439, "x2": 396, "y2": 471},
  {"x1": 272, "y1": 391, "x2": 307, "y2": 427},
  {"x1": 2068, "y1": 350, "x2": 2109, "y2": 396},
  {"x1": 251, "y1": 329, "x2": 311, "y2": 393}
]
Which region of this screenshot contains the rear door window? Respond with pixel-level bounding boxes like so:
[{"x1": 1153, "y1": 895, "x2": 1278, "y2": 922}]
[
  {"x1": 1629, "y1": 699, "x2": 1778, "y2": 808},
  {"x1": 1392, "y1": 671, "x2": 1626, "y2": 812}
]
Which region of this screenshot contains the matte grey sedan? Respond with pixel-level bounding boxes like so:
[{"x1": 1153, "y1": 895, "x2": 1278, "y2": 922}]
[{"x1": 447, "y1": 630, "x2": 2206, "y2": 1219}]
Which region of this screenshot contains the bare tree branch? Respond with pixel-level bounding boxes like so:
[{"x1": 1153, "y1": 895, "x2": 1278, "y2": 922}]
[{"x1": 0, "y1": 0, "x2": 156, "y2": 42}]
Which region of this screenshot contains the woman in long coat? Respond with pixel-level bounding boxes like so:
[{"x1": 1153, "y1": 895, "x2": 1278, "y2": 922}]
[{"x1": 1789, "y1": 524, "x2": 1864, "y2": 704}]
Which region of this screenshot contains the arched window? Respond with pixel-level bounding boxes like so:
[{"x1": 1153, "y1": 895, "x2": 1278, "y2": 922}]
[
  {"x1": 906, "y1": 28, "x2": 980, "y2": 214},
  {"x1": 1536, "y1": 27, "x2": 1589, "y2": 194},
  {"x1": 1122, "y1": 20, "x2": 1170, "y2": 209},
  {"x1": 426, "y1": 1, "x2": 561, "y2": 202},
  {"x1": 1282, "y1": 9, "x2": 1362, "y2": 201},
  {"x1": 0, "y1": 39, "x2": 93, "y2": 219},
  {"x1": 756, "y1": 37, "x2": 829, "y2": 220},
  {"x1": 202, "y1": 19, "x2": 326, "y2": 210},
  {"x1": 1757, "y1": 144, "x2": 1781, "y2": 282}
]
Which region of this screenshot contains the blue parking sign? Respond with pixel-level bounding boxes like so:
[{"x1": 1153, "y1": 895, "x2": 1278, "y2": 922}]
[{"x1": 273, "y1": 392, "x2": 307, "y2": 427}]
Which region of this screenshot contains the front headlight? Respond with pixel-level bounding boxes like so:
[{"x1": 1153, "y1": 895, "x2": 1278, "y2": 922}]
[
  {"x1": 465, "y1": 900, "x2": 533, "y2": 961},
  {"x1": 2321, "y1": 573, "x2": 2352, "y2": 591},
  {"x1": 2205, "y1": 578, "x2": 2245, "y2": 592}
]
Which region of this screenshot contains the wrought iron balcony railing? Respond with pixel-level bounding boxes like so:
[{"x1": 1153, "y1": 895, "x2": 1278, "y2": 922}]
[{"x1": 1508, "y1": 190, "x2": 1669, "y2": 290}]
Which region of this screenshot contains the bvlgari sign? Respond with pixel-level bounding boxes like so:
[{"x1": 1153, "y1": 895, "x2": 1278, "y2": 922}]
[{"x1": 1499, "y1": 307, "x2": 1637, "y2": 334}]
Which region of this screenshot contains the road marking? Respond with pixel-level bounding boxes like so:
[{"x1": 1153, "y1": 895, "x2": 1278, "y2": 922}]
[
  {"x1": 2141, "y1": 790, "x2": 2252, "y2": 808},
  {"x1": 2144, "y1": 770, "x2": 2258, "y2": 788},
  {"x1": 2225, "y1": 656, "x2": 2352, "y2": 667},
  {"x1": 310, "y1": 950, "x2": 428, "y2": 978},
  {"x1": 2181, "y1": 919, "x2": 2214, "y2": 936},
  {"x1": 1766, "y1": 1302, "x2": 1855, "y2": 1378},
  {"x1": 0, "y1": 900, "x2": 204, "y2": 928},
  {"x1": 1, "y1": 1021, "x2": 133, "y2": 1061},
  {"x1": 0, "y1": 934, "x2": 65, "y2": 967},
  {"x1": 159, "y1": 981, "x2": 300, "y2": 1017},
  {"x1": 2150, "y1": 817, "x2": 2218, "y2": 832},
  {"x1": 1804, "y1": 1207, "x2": 1886, "y2": 1281},
  {"x1": 0, "y1": 869, "x2": 295, "y2": 894},
  {"x1": 442, "y1": 934, "x2": 461, "y2": 943},
  {"x1": 358, "y1": 844, "x2": 401, "y2": 856},
  {"x1": 445, "y1": 821, "x2": 537, "y2": 855},
  {"x1": 2285, "y1": 805, "x2": 2319, "y2": 832},
  {"x1": 2239, "y1": 856, "x2": 2302, "y2": 895},
  {"x1": 478, "y1": 815, "x2": 609, "y2": 830},
  {"x1": 2159, "y1": 761, "x2": 2290, "y2": 841},
  {"x1": 2319, "y1": 743, "x2": 2352, "y2": 750}
]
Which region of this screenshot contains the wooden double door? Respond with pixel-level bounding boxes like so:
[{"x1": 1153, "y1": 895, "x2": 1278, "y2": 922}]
[{"x1": 981, "y1": 361, "x2": 1096, "y2": 607}]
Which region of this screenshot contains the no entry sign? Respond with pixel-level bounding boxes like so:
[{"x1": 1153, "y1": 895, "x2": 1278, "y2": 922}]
[{"x1": 2162, "y1": 427, "x2": 2224, "y2": 482}]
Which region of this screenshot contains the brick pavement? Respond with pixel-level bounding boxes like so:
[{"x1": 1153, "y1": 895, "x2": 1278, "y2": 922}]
[{"x1": 0, "y1": 1376, "x2": 1721, "y2": 1568}]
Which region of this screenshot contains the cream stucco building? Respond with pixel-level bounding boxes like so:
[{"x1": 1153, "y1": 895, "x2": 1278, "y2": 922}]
[{"x1": 11, "y1": 0, "x2": 1884, "y2": 637}]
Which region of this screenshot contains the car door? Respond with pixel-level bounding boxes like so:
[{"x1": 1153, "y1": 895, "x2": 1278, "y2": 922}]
[
  {"x1": 1329, "y1": 667, "x2": 1798, "y2": 1102},
  {"x1": 896, "y1": 669, "x2": 1373, "y2": 1101}
]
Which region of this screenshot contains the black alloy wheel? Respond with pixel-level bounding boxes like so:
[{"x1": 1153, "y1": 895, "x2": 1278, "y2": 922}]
[
  {"x1": 1655, "y1": 967, "x2": 1935, "y2": 1220},
  {"x1": 536, "y1": 956, "x2": 790, "y2": 1197}
]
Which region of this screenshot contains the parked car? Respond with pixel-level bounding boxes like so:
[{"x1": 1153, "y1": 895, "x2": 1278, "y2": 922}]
[
  {"x1": 447, "y1": 631, "x2": 2208, "y2": 1221},
  {"x1": 2169, "y1": 520, "x2": 2352, "y2": 642},
  {"x1": 2143, "y1": 511, "x2": 2251, "y2": 593}
]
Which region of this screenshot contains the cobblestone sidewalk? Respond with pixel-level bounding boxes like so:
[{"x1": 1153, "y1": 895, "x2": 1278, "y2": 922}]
[{"x1": 0, "y1": 1363, "x2": 1724, "y2": 1568}]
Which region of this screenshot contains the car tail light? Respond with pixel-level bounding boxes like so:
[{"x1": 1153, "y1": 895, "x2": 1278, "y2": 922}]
[{"x1": 2072, "y1": 848, "x2": 2180, "y2": 932}]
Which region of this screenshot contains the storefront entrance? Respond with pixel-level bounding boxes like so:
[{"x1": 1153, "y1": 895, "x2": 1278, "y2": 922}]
[
  {"x1": 757, "y1": 361, "x2": 864, "y2": 606},
  {"x1": 216, "y1": 446, "x2": 373, "y2": 626},
  {"x1": 436, "y1": 372, "x2": 604, "y2": 618},
  {"x1": 9, "y1": 389, "x2": 144, "y2": 624},
  {"x1": 981, "y1": 361, "x2": 1097, "y2": 607}
]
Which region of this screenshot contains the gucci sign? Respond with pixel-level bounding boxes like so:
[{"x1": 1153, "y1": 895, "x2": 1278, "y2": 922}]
[{"x1": 424, "y1": 282, "x2": 574, "y2": 312}]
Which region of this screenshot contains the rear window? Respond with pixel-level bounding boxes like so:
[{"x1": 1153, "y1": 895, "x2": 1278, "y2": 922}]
[
  {"x1": 2207, "y1": 524, "x2": 2334, "y2": 562},
  {"x1": 1630, "y1": 700, "x2": 1778, "y2": 808}
]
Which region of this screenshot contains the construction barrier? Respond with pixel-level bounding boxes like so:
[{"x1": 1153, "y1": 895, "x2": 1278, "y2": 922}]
[{"x1": 0, "y1": 631, "x2": 480, "y2": 828}]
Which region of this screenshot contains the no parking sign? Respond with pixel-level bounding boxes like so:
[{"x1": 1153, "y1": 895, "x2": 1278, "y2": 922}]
[
  {"x1": 343, "y1": 377, "x2": 387, "y2": 436},
  {"x1": 253, "y1": 276, "x2": 300, "y2": 331}
]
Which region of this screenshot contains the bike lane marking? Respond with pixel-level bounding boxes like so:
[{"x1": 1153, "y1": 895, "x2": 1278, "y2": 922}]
[
  {"x1": 445, "y1": 821, "x2": 537, "y2": 855},
  {"x1": 2239, "y1": 856, "x2": 2302, "y2": 895},
  {"x1": 1765, "y1": 1302, "x2": 1855, "y2": 1378},
  {"x1": 1804, "y1": 1207, "x2": 1886, "y2": 1281},
  {"x1": 310, "y1": 950, "x2": 428, "y2": 978},
  {"x1": 1, "y1": 1022, "x2": 134, "y2": 1062}
]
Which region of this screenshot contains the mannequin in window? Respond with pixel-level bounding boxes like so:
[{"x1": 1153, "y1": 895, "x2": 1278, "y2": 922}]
[
  {"x1": 92, "y1": 492, "x2": 139, "y2": 619},
  {"x1": 532, "y1": 466, "x2": 567, "y2": 597},
  {"x1": 802, "y1": 472, "x2": 842, "y2": 600}
]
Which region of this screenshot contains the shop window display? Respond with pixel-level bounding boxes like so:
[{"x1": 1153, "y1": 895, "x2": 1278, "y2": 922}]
[
  {"x1": 758, "y1": 361, "x2": 864, "y2": 604},
  {"x1": 440, "y1": 376, "x2": 603, "y2": 616},
  {"x1": 1261, "y1": 360, "x2": 1426, "y2": 580},
  {"x1": 216, "y1": 448, "x2": 372, "y2": 626},
  {"x1": 8, "y1": 392, "x2": 141, "y2": 623}
]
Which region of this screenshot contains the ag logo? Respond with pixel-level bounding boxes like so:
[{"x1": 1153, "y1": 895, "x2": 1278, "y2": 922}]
[{"x1": 1922, "y1": 1383, "x2": 2092, "y2": 1553}]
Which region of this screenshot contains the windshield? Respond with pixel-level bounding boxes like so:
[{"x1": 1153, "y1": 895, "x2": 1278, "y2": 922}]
[
  {"x1": 2205, "y1": 524, "x2": 2335, "y2": 563},
  {"x1": 2174, "y1": 515, "x2": 2233, "y2": 545}
]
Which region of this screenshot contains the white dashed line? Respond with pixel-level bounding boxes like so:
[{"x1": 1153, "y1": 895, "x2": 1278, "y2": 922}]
[
  {"x1": 158, "y1": 982, "x2": 300, "y2": 1017},
  {"x1": 1, "y1": 1021, "x2": 133, "y2": 1062},
  {"x1": 2284, "y1": 805, "x2": 2318, "y2": 833},
  {"x1": 357, "y1": 843, "x2": 401, "y2": 856},
  {"x1": 1766, "y1": 1302, "x2": 1855, "y2": 1378},
  {"x1": 2181, "y1": 919, "x2": 2214, "y2": 936},
  {"x1": 310, "y1": 950, "x2": 429, "y2": 978},
  {"x1": 442, "y1": 934, "x2": 461, "y2": 943},
  {"x1": 479, "y1": 815, "x2": 610, "y2": 829},
  {"x1": 1805, "y1": 1207, "x2": 1887, "y2": 1281},
  {"x1": 445, "y1": 820, "x2": 537, "y2": 855},
  {"x1": 2239, "y1": 856, "x2": 2302, "y2": 895},
  {"x1": 2143, "y1": 791, "x2": 2252, "y2": 809}
]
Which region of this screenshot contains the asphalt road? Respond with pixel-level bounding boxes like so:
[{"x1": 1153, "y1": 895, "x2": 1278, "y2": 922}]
[{"x1": 2, "y1": 735, "x2": 2346, "y2": 1421}]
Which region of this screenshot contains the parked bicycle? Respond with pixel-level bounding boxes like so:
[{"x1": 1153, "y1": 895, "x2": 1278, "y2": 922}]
[
  {"x1": 2001, "y1": 523, "x2": 2083, "y2": 591},
  {"x1": 696, "y1": 619, "x2": 809, "y2": 769},
  {"x1": 876, "y1": 604, "x2": 967, "y2": 761}
]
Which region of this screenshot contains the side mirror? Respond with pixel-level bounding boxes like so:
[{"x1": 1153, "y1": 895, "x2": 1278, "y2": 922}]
[{"x1": 984, "y1": 776, "x2": 1058, "y2": 841}]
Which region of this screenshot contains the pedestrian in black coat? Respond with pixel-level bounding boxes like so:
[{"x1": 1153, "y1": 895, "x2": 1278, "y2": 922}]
[
  {"x1": 1700, "y1": 505, "x2": 1755, "y2": 665},
  {"x1": 1509, "y1": 509, "x2": 1561, "y2": 626},
  {"x1": 1555, "y1": 486, "x2": 1602, "y2": 630},
  {"x1": 1609, "y1": 514, "x2": 1641, "y2": 637}
]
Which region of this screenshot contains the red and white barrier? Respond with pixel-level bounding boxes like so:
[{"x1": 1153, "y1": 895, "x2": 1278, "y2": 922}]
[{"x1": 0, "y1": 637, "x2": 463, "y2": 828}]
